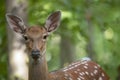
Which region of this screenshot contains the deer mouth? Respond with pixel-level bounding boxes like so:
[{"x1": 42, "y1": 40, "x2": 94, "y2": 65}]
[{"x1": 31, "y1": 54, "x2": 40, "y2": 60}]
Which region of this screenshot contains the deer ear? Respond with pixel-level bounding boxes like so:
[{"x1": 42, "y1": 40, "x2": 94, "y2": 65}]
[
  {"x1": 45, "y1": 11, "x2": 61, "y2": 33},
  {"x1": 6, "y1": 13, "x2": 26, "y2": 34}
]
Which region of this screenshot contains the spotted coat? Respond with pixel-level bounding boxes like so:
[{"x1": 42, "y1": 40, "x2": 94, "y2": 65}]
[{"x1": 49, "y1": 59, "x2": 109, "y2": 80}]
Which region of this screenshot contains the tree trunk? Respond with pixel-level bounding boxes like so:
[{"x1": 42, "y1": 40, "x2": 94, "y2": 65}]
[
  {"x1": 86, "y1": 9, "x2": 95, "y2": 59},
  {"x1": 60, "y1": 35, "x2": 75, "y2": 67},
  {"x1": 85, "y1": 0, "x2": 95, "y2": 60},
  {"x1": 6, "y1": 0, "x2": 28, "y2": 80}
]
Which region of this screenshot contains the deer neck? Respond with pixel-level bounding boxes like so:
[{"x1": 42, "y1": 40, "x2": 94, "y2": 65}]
[{"x1": 29, "y1": 54, "x2": 49, "y2": 80}]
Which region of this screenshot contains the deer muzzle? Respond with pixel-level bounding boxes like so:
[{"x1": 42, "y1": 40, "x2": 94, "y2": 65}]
[{"x1": 31, "y1": 50, "x2": 40, "y2": 60}]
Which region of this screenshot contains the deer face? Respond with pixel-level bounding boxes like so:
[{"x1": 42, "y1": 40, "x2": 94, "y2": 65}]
[
  {"x1": 24, "y1": 26, "x2": 48, "y2": 60},
  {"x1": 6, "y1": 11, "x2": 61, "y2": 60}
]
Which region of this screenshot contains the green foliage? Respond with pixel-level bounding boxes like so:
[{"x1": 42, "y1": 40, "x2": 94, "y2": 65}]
[
  {"x1": 0, "y1": 0, "x2": 120, "y2": 80},
  {"x1": 0, "y1": 0, "x2": 7, "y2": 80}
]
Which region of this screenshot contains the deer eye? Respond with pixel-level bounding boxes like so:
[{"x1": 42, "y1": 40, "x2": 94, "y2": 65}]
[
  {"x1": 43, "y1": 34, "x2": 48, "y2": 40},
  {"x1": 23, "y1": 35, "x2": 29, "y2": 41}
]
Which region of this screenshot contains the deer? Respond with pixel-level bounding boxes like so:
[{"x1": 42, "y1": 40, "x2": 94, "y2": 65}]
[{"x1": 6, "y1": 11, "x2": 109, "y2": 80}]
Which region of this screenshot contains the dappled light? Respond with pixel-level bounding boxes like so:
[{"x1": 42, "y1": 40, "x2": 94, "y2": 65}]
[
  {"x1": 10, "y1": 49, "x2": 28, "y2": 80},
  {"x1": 62, "y1": 11, "x2": 72, "y2": 19},
  {"x1": 104, "y1": 27, "x2": 114, "y2": 40}
]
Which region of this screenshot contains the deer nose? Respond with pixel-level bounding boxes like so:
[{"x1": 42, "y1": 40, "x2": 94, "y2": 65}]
[{"x1": 31, "y1": 50, "x2": 40, "y2": 60}]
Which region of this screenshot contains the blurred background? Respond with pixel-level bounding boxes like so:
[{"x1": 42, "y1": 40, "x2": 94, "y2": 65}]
[{"x1": 0, "y1": 0, "x2": 120, "y2": 80}]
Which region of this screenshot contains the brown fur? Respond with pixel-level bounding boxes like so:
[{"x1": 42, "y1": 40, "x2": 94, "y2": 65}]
[{"x1": 23, "y1": 26, "x2": 48, "y2": 80}]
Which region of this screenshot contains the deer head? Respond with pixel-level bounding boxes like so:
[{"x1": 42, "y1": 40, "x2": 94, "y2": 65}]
[{"x1": 6, "y1": 11, "x2": 61, "y2": 61}]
